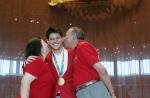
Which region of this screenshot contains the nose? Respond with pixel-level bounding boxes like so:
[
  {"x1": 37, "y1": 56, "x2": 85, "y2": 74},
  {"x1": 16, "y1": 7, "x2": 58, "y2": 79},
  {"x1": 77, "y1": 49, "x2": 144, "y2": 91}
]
[{"x1": 53, "y1": 38, "x2": 58, "y2": 42}]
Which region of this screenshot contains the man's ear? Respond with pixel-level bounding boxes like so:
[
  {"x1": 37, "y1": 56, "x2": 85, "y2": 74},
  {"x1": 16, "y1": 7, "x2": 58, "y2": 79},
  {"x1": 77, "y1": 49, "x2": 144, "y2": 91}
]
[{"x1": 72, "y1": 34, "x2": 77, "y2": 40}]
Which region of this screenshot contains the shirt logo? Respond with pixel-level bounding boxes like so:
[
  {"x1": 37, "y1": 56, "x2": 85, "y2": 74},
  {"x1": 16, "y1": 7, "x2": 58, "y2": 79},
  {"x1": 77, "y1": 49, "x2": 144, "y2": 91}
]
[{"x1": 74, "y1": 56, "x2": 78, "y2": 61}]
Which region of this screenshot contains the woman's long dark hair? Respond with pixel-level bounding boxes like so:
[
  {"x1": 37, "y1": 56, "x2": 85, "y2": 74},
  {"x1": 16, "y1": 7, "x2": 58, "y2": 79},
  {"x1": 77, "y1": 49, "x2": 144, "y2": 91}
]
[{"x1": 25, "y1": 38, "x2": 42, "y2": 59}]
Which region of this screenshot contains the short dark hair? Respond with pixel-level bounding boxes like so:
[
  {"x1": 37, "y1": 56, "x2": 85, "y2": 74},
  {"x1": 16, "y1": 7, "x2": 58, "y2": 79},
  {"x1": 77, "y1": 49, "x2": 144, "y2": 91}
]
[
  {"x1": 46, "y1": 27, "x2": 63, "y2": 39},
  {"x1": 25, "y1": 38, "x2": 41, "y2": 59}
]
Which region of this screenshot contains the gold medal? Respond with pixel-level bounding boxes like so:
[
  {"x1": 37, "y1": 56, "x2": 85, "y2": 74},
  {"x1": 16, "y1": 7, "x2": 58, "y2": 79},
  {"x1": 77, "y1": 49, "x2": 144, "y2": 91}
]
[
  {"x1": 53, "y1": 50, "x2": 65, "y2": 86},
  {"x1": 58, "y1": 77, "x2": 65, "y2": 86}
]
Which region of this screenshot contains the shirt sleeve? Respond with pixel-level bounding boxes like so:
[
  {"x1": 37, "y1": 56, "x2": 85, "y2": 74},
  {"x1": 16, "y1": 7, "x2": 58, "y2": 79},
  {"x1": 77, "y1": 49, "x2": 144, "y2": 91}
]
[
  {"x1": 77, "y1": 42, "x2": 100, "y2": 66},
  {"x1": 25, "y1": 57, "x2": 44, "y2": 78}
]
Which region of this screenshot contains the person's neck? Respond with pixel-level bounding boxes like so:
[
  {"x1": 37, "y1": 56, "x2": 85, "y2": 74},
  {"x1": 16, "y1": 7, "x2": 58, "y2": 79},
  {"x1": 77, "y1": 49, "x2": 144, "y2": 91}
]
[{"x1": 52, "y1": 47, "x2": 63, "y2": 55}]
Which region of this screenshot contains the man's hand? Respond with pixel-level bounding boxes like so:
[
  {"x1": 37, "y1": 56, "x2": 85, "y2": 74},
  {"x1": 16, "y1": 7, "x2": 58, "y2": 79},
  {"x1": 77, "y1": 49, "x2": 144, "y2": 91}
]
[
  {"x1": 96, "y1": 48, "x2": 100, "y2": 55},
  {"x1": 112, "y1": 95, "x2": 117, "y2": 98}
]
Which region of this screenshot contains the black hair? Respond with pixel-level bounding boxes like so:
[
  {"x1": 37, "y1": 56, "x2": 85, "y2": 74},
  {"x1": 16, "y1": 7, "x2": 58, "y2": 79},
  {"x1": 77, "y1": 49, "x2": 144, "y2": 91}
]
[
  {"x1": 46, "y1": 27, "x2": 63, "y2": 39},
  {"x1": 25, "y1": 38, "x2": 41, "y2": 59}
]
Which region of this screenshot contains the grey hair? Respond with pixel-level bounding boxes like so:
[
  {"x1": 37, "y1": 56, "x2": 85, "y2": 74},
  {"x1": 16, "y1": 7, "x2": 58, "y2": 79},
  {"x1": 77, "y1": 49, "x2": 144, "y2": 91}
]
[{"x1": 68, "y1": 27, "x2": 85, "y2": 40}]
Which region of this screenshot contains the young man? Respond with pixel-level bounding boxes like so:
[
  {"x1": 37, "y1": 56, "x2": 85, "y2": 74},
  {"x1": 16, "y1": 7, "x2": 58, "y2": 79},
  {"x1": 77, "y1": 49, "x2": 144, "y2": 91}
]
[
  {"x1": 45, "y1": 27, "x2": 76, "y2": 98},
  {"x1": 64, "y1": 27, "x2": 116, "y2": 98}
]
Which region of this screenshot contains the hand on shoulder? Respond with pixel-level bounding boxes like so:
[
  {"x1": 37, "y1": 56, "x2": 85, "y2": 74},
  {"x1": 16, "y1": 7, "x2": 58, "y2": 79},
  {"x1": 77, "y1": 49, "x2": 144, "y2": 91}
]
[{"x1": 23, "y1": 56, "x2": 38, "y2": 66}]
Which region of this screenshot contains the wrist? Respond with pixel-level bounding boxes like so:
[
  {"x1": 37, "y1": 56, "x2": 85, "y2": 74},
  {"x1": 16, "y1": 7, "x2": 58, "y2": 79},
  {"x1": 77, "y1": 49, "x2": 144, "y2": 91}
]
[
  {"x1": 110, "y1": 92, "x2": 115, "y2": 96},
  {"x1": 110, "y1": 92, "x2": 116, "y2": 97},
  {"x1": 111, "y1": 94, "x2": 117, "y2": 98}
]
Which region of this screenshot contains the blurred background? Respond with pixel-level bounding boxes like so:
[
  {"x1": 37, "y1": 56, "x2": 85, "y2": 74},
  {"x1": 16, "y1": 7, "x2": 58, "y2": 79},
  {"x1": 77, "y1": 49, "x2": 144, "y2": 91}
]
[{"x1": 0, "y1": 0, "x2": 150, "y2": 98}]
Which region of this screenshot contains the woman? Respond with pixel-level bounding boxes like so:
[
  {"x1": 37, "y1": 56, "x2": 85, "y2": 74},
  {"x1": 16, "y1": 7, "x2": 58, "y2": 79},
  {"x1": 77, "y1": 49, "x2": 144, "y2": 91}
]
[
  {"x1": 17, "y1": 38, "x2": 55, "y2": 98},
  {"x1": 45, "y1": 27, "x2": 76, "y2": 98}
]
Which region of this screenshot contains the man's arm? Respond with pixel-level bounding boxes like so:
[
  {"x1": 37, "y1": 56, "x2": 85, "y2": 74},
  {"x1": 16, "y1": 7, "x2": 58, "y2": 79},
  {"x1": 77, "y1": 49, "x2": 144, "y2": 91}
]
[{"x1": 93, "y1": 62, "x2": 116, "y2": 98}]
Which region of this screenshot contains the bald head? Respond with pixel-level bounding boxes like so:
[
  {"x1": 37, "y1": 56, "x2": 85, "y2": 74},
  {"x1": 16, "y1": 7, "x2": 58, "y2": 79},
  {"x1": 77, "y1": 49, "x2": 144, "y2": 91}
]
[
  {"x1": 66, "y1": 27, "x2": 85, "y2": 40},
  {"x1": 64, "y1": 27, "x2": 85, "y2": 49}
]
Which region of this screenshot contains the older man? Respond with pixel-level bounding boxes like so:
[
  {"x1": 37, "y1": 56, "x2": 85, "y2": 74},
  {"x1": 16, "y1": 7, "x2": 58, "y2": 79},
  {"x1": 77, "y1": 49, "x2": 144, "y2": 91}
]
[{"x1": 64, "y1": 27, "x2": 116, "y2": 98}]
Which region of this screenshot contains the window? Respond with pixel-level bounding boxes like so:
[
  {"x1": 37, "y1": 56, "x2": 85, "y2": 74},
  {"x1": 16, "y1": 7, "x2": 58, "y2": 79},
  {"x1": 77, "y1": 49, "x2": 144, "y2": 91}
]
[
  {"x1": 0, "y1": 58, "x2": 150, "y2": 76},
  {"x1": 140, "y1": 59, "x2": 150, "y2": 75},
  {"x1": 102, "y1": 61, "x2": 114, "y2": 76},
  {"x1": 0, "y1": 59, "x2": 23, "y2": 76},
  {"x1": 117, "y1": 60, "x2": 140, "y2": 76}
]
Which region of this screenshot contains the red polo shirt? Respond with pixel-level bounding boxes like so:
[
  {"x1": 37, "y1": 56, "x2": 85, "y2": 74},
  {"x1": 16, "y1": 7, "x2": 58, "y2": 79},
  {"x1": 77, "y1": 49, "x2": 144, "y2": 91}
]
[
  {"x1": 46, "y1": 49, "x2": 76, "y2": 98},
  {"x1": 18, "y1": 56, "x2": 55, "y2": 98},
  {"x1": 73, "y1": 40, "x2": 100, "y2": 88}
]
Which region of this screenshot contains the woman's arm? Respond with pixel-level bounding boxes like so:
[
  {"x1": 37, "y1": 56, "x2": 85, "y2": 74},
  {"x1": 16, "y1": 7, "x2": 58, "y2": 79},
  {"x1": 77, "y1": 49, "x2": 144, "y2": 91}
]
[{"x1": 21, "y1": 72, "x2": 37, "y2": 98}]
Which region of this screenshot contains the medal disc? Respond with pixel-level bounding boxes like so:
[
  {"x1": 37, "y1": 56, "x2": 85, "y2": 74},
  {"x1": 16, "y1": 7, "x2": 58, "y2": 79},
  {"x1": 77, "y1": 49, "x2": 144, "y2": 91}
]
[{"x1": 58, "y1": 77, "x2": 65, "y2": 86}]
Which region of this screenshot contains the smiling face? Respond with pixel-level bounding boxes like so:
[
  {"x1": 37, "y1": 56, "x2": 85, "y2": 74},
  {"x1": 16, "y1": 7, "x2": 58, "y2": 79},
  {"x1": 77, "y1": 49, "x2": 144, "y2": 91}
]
[{"x1": 47, "y1": 33, "x2": 63, "y2": 51}]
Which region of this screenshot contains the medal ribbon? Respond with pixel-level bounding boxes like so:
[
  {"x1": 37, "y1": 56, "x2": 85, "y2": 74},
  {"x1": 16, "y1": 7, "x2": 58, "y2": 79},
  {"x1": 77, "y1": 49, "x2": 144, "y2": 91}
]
[{"x1": 52, "y1": 50, "x2": 64, "y2": 76}]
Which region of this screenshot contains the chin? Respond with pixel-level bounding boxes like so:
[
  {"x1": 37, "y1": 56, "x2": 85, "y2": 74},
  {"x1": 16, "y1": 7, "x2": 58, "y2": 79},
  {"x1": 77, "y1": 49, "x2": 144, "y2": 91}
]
[
  {"x1": 53, "y1": 47, "x2": 60, "y2": 50},
  {"x1": 51, "y1": 45, "x2": 60, "y2": 49}
]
